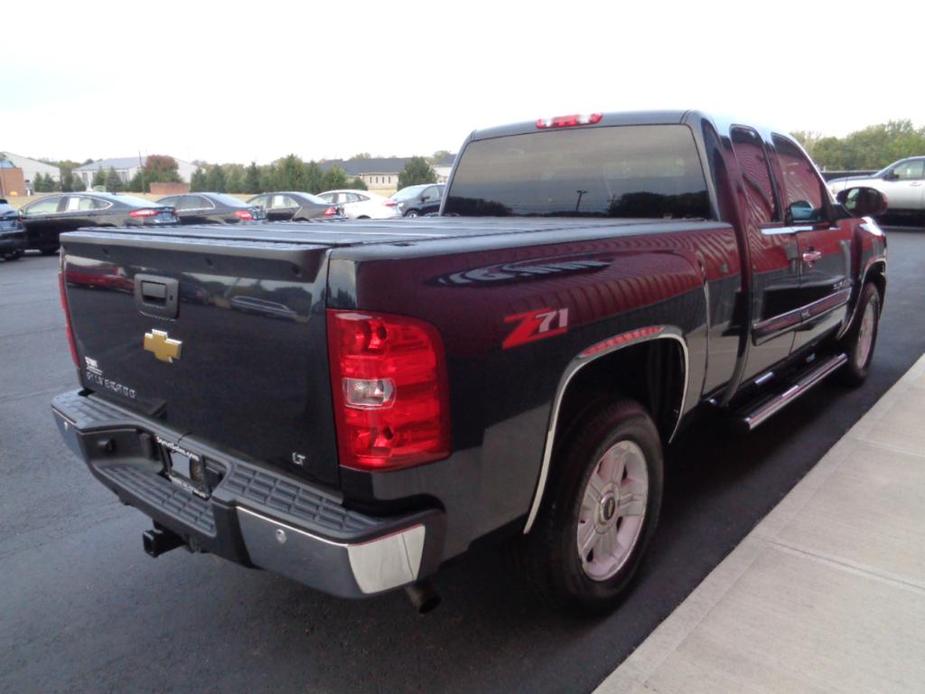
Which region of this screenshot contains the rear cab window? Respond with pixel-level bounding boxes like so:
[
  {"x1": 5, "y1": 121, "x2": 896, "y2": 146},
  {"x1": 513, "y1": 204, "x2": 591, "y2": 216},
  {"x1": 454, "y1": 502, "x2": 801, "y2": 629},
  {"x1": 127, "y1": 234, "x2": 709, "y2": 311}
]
[{"x1": 444, "y1": 124, "x2": 711, "y2": 219}]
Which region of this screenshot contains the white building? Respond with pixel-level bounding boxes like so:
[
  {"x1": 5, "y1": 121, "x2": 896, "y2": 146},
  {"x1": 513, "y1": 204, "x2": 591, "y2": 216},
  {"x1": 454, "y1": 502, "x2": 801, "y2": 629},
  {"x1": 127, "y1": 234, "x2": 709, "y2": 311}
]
[
  {"x1": 75, "y1": 156, "x2": 198, "y2": 190},
  {"x1": 0, "y1": 151, "x2": 61, "y2": 187}
]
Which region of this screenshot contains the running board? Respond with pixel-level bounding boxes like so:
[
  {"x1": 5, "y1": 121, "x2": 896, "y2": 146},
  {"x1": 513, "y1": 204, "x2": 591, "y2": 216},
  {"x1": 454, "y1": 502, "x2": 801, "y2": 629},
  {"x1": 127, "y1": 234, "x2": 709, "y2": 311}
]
[{"x1": 739, "y1": 353, "x2": 848, "y2": 430}]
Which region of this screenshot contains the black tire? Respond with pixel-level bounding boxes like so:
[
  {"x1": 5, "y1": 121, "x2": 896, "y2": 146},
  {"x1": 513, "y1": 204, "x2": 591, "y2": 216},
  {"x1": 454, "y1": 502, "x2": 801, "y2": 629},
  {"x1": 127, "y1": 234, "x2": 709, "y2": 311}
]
[
  {"x1": 519, "y1": 399, "x2": 664, "y2": 614},
  {"x1": 3, "y1": 251, "x2": 22, "y2": 261},
  {"x1": 40, "y1": 245, "x2": 60, "y2": 256},
  {"x1": 838, "y1": 282, "x2": 881, "y2": 386},
  {"x1": 404, "y1": 209, "x2": 419, "y2": 218}
]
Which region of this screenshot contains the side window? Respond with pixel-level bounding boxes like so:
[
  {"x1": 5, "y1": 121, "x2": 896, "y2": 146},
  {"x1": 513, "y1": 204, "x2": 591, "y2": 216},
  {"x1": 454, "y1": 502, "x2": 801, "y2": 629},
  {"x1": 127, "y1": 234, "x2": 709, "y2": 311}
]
[
  {"x1": 159, "y1": 196, "x2": 177, "y2": 207},
  {"x1": 65, "y1": 196, "x2": 82, "y2": 212},
  {"x1": 25, "y1": 197, "x2": 62, "y2": 215},
  {"x1": 892, "y1": 159, "x2": 925, "y2": 180},
  {"x1": 77, "y1": 197, "x2": 100, "y2": 211},
  {"x1": 91, "y1": 198, "x2": 111, "y2": 210},
  {"x1": 176, "y1": 196, "x2": 200, "y2": 211},
  {"x1": 772, "y1": 134, "x2": 826, "y2": 223},
  {"x1": 270, "y1": 194, "x2": 295, "y2": 209},
  {"x1": 186, "y1": 195, "x2": 212, "y2": 209},
  {"x1": 731, "y1": 127, "x2": 779, "y2": 226}
]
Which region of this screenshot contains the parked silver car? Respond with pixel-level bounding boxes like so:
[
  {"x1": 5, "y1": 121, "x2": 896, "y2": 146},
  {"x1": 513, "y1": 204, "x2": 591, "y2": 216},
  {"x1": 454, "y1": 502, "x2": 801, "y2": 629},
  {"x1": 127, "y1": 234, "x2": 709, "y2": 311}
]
[{"x1": 829, "y1": 157, "x2": 924, "y2": 216}]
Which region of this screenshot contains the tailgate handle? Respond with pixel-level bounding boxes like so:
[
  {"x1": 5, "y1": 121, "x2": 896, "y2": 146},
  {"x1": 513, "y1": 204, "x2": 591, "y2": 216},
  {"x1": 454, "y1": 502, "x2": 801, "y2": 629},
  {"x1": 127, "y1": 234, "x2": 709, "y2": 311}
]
[{"x1": 135, "y1": 274, "x2": 179, "y2": 319}]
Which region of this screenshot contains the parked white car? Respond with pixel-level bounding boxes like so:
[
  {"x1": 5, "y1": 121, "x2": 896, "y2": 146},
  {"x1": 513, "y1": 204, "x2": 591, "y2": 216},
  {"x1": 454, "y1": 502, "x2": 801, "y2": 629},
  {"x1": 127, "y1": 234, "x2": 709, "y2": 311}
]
[
  {"x1": 828, "y1": 157, "x2": 925, "y2": 217},
  {"x1": 317, "y1": 190, "x2": 400, "y2": 220}
]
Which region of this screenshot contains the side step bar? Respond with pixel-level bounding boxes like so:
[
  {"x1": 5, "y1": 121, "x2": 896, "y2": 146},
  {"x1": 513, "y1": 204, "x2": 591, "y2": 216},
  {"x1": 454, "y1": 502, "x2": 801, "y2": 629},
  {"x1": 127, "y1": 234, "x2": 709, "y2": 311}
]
[{"x1": 740, "y1": 353, "x2": 848, "y2": 430}]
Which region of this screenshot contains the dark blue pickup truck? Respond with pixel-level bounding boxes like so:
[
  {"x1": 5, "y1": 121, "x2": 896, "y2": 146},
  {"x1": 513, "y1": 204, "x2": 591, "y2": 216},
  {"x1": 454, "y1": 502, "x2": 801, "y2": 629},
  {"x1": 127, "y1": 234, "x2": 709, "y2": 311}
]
[{"x1": 52, "y1": 111, "x2": 887, "y2": 613}]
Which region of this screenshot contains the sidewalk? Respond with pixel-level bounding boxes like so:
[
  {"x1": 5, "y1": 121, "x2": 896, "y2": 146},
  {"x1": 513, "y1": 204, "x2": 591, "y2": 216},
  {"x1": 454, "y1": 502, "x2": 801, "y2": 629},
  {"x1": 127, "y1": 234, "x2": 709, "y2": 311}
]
[{"x1": 597, "y1": 354, "x2": 925, "y2": 694}]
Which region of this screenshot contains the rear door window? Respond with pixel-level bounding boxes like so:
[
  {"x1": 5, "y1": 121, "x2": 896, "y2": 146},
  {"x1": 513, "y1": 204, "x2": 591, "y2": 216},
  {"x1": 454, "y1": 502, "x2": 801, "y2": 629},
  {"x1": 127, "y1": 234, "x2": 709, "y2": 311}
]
[{"x1": 731, "y1": 127, "x2": 779, "y2": 226}]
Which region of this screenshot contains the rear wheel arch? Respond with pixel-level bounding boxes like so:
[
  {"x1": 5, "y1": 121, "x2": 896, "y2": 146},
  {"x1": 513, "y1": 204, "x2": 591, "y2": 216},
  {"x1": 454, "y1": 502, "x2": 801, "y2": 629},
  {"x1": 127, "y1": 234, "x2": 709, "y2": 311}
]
[
  {"x1": 523, "y1": 329, "x2": 688, "y2": 533},
  {"x1": 864, "y1": 260, "x2": 886, "y2": 304}
]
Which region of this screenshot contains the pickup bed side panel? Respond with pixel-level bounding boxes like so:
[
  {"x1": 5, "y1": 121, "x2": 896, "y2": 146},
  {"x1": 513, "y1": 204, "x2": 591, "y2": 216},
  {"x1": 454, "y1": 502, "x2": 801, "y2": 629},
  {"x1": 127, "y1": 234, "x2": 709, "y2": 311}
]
[{"x1": 330, "y1": 222, "x2": 740, "y2": 558}]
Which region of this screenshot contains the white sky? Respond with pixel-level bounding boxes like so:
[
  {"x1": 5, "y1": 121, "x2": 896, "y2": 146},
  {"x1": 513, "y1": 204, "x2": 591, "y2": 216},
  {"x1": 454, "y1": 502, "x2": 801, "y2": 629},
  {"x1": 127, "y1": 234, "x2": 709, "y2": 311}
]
[{"x1": 2, "y1": 0, "x2": 922, "y2": 165}]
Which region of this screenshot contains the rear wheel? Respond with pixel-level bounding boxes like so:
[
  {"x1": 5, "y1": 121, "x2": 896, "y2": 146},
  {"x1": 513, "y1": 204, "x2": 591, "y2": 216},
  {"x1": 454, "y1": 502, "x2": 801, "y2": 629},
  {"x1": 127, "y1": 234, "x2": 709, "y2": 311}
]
[
  {"x1": 404, "y1": 209, "x2": 419, "y2": 218},
  {"x1": 520, "y1": 399, "x2": 663, "y2": 613},
  {"x1": 3, "y1": 250, "x2": 23, "y2": 261},
  {"x1": 838, "y1": 282, "x2": 881, "y2": 386}
]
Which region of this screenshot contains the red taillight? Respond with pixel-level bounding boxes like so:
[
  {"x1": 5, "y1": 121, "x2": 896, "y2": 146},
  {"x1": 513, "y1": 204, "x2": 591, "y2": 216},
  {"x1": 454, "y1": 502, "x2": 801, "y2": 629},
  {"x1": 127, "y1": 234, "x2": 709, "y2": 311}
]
[
  {"x1": 384, "y1": 199, "x2": 398, "y2": 207},
  {"x1": 234, "y1": 209, "x2": 254, "y2": 221},
  {"x1": 323, "y1": 206, "x2": 336, "y2": 217},
  {"x1": 129, "y1": 208, "x2": 159, "y2": 218},
  {"x1": 58, "y1": 259, "x2": 79, "y2": 367},
  {"x1": 536, "y1": 113, "x2": 603, "y2": 129},
  {"x1": 327, "y1": 309, "x2": 451, "y2": 471}
]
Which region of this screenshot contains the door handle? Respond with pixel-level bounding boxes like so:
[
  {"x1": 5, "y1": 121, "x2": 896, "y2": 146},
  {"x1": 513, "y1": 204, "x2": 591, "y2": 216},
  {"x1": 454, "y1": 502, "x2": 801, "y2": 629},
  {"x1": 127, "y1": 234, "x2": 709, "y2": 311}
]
[{"x1": 802, "y1": 250, "x2": 822, "y2": 264}]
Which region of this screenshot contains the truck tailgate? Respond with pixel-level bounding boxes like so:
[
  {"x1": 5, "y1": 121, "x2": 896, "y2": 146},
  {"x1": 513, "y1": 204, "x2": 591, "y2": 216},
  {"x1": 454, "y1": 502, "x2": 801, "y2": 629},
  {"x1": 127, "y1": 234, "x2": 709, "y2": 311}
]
[{"x1": 60, "y1": 228, "x2": 342, "y2": 486}]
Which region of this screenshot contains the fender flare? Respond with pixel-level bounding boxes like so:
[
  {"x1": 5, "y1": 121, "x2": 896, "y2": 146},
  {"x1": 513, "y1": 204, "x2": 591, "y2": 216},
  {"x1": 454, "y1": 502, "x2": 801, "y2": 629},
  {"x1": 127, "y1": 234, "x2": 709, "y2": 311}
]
[{"x1": 522, "y1": 325, "x2": 690, "y2": 533}]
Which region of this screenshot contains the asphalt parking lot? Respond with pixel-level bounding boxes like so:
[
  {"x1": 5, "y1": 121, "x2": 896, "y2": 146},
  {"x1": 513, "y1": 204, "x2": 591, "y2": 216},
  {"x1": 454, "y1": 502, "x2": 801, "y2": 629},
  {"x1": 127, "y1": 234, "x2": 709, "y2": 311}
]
[{"x1": 2, "y1": 227, "x2": 925, "y2": 693}]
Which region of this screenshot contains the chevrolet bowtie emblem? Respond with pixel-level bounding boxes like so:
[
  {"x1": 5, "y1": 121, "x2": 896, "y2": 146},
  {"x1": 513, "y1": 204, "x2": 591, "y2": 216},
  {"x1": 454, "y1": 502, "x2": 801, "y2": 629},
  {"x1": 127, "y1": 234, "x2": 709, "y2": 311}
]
[{"x1": 143, "y1": 329, "x2": 182, "y2": 363}]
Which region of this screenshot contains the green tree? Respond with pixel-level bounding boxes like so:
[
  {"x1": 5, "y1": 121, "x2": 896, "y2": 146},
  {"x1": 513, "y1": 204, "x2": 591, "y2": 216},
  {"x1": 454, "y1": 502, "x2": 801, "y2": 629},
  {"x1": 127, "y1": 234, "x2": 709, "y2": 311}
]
[
  {"x1": 244, "y1": 162, "x2": 261, "y2": 193},
  {"x1": 320, "y1": 165, "x2": 349, "y2": 192},
  {"x1": 346, "y1": 177, "x2": 368, "y2": 191},
  {"x1": 143, "y1": 155, "x2": 182, "y2": 184},
  {"x1": 105, "y1": 167, "x2": 123, "y2": 192},
  {"x1": 91, "y1": 168, "x2": 106, "y2": 188},
  {"x1": 258, "y1": 165, "x2": 277, "y2": 193},
  {"x1": 127, "y1": 170, "x2": 146, "y2": 192},
  {"x1": 224, "y1": 164, "x2": 246, "y2": 194},
  {"x1": 795, "y1": 120, "x2": 925, "y2": 171},
  {"x1": 190, "y1": 167, "x2": 208, "y2": 192},
  {"x1": 303, "y1": 161, "x2": 324, "y2": 193},
  {"x1": 398, "y1": 157, "x2": 437, "y2": 188},
  {"x1": 33, "y1": 173, "x2": 52, "y2": 192},
  {"x1": 275, "y1": 154, "x2": 307, "y2": 190},
  {"x1": 205, "y1": 164, "x2": 226, "y2": 192},
  {"x1": 59, "y1": 164, "x2": 81, "y2": 192},
  {"x1": 350, "y1": 152, "x2": 371, "y2": 160}
]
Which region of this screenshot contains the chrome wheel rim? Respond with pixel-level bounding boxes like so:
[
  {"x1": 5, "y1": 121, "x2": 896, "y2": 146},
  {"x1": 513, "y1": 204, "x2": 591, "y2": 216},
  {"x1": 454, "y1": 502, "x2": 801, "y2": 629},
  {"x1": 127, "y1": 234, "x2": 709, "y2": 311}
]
[
  {"x1": 855, "y1": 300, "x2": 876, "y2": 370},
  {"x1": 577, "y1": 440, "x2": 648, "y2": 581}
]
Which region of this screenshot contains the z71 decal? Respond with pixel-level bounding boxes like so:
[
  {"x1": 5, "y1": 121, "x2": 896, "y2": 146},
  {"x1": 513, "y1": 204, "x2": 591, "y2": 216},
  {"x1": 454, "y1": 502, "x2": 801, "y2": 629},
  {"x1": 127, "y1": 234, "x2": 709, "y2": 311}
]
[{"x1": 503, "y1": 308, "x2": 570, "y2": 349}]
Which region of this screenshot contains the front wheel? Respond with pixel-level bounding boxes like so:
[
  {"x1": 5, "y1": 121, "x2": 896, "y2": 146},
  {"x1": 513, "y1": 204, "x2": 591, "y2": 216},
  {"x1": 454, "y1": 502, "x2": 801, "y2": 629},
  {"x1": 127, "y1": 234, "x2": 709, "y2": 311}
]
[
  {"x1": 838, "y1": 282, "x2": 881, "y2": 386},
  {"x1": 520, "y1": 400, "x2": 664, "y2": 613}
]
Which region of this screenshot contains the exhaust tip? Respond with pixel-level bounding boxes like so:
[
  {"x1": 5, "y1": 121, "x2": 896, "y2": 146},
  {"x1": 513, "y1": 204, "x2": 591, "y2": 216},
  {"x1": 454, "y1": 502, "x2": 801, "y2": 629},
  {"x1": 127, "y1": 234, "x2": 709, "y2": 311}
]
[{"x1": 405, "y1": 580, "x2": 441, "y2": 614}]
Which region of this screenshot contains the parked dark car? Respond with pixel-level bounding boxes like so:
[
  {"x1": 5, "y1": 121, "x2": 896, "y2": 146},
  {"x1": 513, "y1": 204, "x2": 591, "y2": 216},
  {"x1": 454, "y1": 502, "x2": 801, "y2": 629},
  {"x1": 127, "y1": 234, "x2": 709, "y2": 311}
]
[
  {"x1": 52, "y1": 110, "x2": 887, "y2": 614},
  {"x1": 157, "y1": 193, "x2": 266, "y2": 225},
  {"x1": 247, "y1": 192, "x2": 340, "y2": 222},
  {"x1": 390, "y1": 183, "x2": 444, "y2": 217},
  {"x1": 0, "y1": 198, "x2": 26, "y2": 260},
  {"x1": 20, "y1": 193, "x2": 178, "y2": 254}
]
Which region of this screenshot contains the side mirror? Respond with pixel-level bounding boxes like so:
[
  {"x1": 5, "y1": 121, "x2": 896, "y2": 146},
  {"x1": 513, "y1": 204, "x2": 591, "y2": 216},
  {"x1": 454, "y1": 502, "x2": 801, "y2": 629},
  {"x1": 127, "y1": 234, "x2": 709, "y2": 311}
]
[
  {"x1": 786, "y1": 200, "x2": 815, "y2": 224},
  {"x1": 882, "y1": 171, "x2": 899, "y2": 181},
  {"x1": 836, "y1": 186, "x2": 888, "y2": 218}
]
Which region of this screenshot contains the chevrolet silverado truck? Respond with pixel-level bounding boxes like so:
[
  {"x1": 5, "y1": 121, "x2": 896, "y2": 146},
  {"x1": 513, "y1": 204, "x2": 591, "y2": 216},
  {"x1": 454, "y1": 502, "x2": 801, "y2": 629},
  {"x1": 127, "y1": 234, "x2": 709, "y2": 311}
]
[{"x1": 52, "y1": 111, "x2": 887, "y2": 614}]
